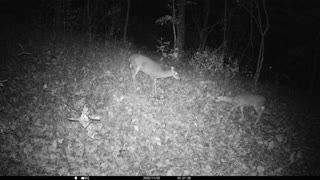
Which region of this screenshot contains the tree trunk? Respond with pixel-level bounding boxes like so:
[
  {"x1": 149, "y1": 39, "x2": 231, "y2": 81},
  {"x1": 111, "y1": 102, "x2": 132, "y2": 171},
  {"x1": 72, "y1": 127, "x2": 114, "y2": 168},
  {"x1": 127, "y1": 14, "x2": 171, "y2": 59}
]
[
  {"x1": 198, "y1": 0, "x2": 211, "y2": 50},
  {"x1": 83, "y1": 0, "x2": 92, "y2": 43},
  {"x1": 254, "y1": 0, "x2": 269, "y2": 85},
  {"x1": 54, "y1": 0, "x2": 64, "y2": 37},
  {"x1": 123, "y1": 0, "x2": 130, "y2": 42},
  {"x1": 223, "y1": 0, "x2": 228, "y2": 49},
  {"x1": 176, "y1": 0, "x2": 186, "y2": 52},
  {"x1": 172, "y1": 0, "x2": 177, "y2": 49}
]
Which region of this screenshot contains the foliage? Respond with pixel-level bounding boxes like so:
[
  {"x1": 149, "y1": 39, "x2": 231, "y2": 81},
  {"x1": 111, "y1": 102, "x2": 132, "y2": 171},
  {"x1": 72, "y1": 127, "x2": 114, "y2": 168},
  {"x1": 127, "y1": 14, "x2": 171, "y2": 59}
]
[
  {"x1": 189, "y1": 48, "x2": 239, "y2": 79},
  {"x1": 155, "y1": 15, "x2": 173, "y2": 25},
  {"x1": 156, "y1": 38, "x2": 179, "y2": 62}
]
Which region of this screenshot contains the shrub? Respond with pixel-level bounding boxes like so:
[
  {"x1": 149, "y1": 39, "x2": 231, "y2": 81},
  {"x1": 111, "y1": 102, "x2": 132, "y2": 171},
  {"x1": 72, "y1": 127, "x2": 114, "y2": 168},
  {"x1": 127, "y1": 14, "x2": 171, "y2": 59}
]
[{"x1": 189, "y1": 48, "x2": 239, "y2": 79}]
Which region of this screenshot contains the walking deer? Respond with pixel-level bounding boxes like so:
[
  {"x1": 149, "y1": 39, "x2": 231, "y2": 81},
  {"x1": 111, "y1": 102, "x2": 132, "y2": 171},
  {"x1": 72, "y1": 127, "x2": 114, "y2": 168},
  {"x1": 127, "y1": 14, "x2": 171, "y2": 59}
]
[{"x1": 215, "y1": 94, "x2": 266, "y2": 125}]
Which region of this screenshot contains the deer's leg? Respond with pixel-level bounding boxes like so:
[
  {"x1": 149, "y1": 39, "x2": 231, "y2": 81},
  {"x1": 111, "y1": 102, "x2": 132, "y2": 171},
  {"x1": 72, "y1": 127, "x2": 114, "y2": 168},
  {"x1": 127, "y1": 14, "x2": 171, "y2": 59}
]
[
  {"x1": 241, "y1": 106, "x2": 244, "y2": 119},
  {"x1": 153, "y1": 79, "x2": 157, "y2": 97},
  {"x1": 254, "y1": 107, "x2": 265, "y2": 125},
  {"x1": 228, "y1": 105, "x2": 239, "y2": 118},
  {"x1": 132, "y1": 68, "x2": 139, "y2": 90}
]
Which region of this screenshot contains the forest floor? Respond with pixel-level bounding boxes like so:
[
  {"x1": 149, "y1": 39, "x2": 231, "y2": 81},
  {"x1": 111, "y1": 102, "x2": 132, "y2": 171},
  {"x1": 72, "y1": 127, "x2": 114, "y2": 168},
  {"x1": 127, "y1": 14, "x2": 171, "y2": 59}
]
[{"x1": 1, "y1": 40, "x2": 319, "y2": 176}]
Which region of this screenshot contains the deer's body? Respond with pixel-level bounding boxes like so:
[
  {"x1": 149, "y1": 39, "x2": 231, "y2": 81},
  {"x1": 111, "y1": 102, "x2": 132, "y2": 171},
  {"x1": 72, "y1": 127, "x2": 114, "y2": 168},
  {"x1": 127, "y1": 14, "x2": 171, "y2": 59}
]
[
  {"x1": 129, "y1": 54, "x2": 180, "y2": 97},
  {"x1": 216, "y1": 94, "x2": 266, "y2": 125}
]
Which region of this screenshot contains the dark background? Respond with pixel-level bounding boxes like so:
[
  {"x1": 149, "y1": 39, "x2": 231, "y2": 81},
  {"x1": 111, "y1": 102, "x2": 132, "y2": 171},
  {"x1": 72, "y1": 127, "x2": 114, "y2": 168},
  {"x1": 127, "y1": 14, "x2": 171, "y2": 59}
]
[{"x1": 1, "y1": 0, "x2": 319, "y2": 93}]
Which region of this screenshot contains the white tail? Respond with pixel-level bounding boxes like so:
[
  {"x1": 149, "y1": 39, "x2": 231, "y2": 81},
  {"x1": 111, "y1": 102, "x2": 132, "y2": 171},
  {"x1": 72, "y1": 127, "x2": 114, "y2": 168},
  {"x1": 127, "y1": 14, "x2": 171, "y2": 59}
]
[
  {"x1": 128, "y1": 54, "x2": 181, "y2": 96},
  {"x1": 216, "y1": 94, "x2": 266, "y2": 125}
]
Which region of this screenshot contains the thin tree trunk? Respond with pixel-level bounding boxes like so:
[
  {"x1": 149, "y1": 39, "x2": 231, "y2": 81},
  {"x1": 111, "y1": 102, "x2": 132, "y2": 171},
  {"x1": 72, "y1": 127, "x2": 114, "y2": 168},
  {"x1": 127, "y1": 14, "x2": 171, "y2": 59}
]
[
  {"x1": 177, "y1": 0, "x2": 186, "y2": 52},
  {"x1": 123, "y1": 0, "x2": 130, "y2": 42},
  {"x1": 254, "y1": 0, "x2": 269, "y2": 85},
  {"x1": 84, "y1": 0, "x2": 92, "y2": 43},
  {"x1": 172, "y1": 0, "x2": 177, "y2": 49},
  {"x1": 223, "y1": 0, "x2": 228, "y2": 49},
  {"x1": 54, "y1": 0, "x2": 64, "y2": 37},
  {"x1": 199, "y1": 0, "x2": 210, "y2": 50}
]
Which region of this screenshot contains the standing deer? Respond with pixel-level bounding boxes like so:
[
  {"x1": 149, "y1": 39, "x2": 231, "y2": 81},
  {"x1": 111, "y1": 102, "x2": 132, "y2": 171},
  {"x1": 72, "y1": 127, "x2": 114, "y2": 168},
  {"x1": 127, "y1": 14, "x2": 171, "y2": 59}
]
[{"x1": 129, "y1": 54, "x2": 181, "y2": 97}]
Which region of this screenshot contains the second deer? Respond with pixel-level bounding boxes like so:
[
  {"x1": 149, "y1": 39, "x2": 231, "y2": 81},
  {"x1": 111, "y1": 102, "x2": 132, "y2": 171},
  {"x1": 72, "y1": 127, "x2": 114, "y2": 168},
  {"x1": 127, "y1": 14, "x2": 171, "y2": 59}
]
[
  {"x1": 215, "y1": 94, "x2": 266, "y2": 125},
  {"x1": 128, "y1": 54, "x2": 181, "y2": 97}
]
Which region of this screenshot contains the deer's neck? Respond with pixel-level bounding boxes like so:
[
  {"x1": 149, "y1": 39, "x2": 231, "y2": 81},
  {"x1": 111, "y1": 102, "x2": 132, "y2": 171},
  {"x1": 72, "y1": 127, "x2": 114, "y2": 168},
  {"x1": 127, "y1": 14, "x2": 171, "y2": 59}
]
[
  {"x1": 218, "y1": 96, "x2": 234, "y2": 103},
  {"x1": 152, "y1": 70, "x2": 172, "y2": 78}
]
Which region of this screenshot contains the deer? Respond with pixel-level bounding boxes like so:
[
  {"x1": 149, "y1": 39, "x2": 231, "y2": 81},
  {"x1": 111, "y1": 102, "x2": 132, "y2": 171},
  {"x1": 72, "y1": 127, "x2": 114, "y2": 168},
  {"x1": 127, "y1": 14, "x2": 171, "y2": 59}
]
[
  {"x1": 128, "y1": 54, "x2": 181, "y2": 97},
  {"x1": 215, "y1": 94, "x2": 266, "y2": 125}
]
